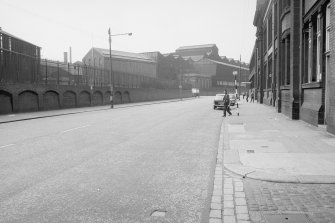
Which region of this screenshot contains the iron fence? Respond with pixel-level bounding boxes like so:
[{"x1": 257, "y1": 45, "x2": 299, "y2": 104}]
[{"x1": 0, "y1": 49, "x2": 187, "y2": 89}]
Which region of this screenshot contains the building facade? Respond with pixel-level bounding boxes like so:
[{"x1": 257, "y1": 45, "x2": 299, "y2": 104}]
[
  {"x1": 0, "y1": 29, "x2": 41, "y2": 84},
  {"x1": 250, "y1": 0, "x2": 335, "y2": 134},
  {"x1": 82, "y1": 48, "x2": 157, "y2": 78},
  {"x1": 167, "y1": 44, "x2": 249, "y2": 91}
]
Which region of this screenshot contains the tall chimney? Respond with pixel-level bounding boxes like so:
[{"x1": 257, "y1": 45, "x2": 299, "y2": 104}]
[
  {"x1": 64, "y1": 52, "x2": 68, "y2": 63},
  {"x1": 69, "y1": 47, "x2": 72, "y2": 64}
]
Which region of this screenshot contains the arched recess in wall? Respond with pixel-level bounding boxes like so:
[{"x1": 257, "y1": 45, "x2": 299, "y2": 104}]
[
  {"x1": 0, "y1": 90, "x2": 13, "y2": 114},
  {"x1": 104, "y1": 91, "x2": 111, "y2": 105},
  {"x1": 123, "y1": 91, "x2": 131, "y2": 103},
  {"x1": 114, "y1": 91, "x2": 122, "y2": 104},
  {"x1": 78, "y1": 91, "x2": 91, "y2": 107},
  {"x1": 63, "y1": 91, "x2": 76, "y2": 108},
  {"x1": 92, "y1": 91, "x2": 103, "y2": 106},
  {"x1": 18, "y1": 90, "x2": 39, "y2": 112},
  {"x1": 43, "y1": 90, "x2": 60, "y2": 110}
]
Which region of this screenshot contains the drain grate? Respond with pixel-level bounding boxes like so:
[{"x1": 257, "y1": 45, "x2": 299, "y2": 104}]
[
  {"x1": 264, "y1": 214, "x2": 311, "y2": 223},
  {"x1": 151, "y1": 210, "x2": 166, "y2": 217}
]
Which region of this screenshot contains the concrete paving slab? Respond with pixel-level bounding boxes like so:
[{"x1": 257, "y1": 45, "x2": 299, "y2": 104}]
[{"x1": 222, "y1": 100, "x2": 335, "y2": 183}]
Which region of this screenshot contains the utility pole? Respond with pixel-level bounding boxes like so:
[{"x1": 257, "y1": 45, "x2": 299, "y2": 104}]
[
  {"x1": 107, "y1": 29, "x2": 132, "y2": 109},
  {"x1": 108, "y1": 28, "x2": 114, "y2": 108},
  {"x1": 239, "y1": 55, "x2": 241, "y2": 99}
]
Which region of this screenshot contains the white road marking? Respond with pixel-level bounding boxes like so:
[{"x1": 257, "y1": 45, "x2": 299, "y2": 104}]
[
  {"x1": 62, "y1": 125, "x2": 90, "y2": 133},
  {"x1": 0, "y1": 144, "x2": 15, "y2": 149}
]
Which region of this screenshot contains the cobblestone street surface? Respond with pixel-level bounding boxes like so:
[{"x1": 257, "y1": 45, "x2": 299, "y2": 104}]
[{"x1": 243, "y1": 177, "x2": 335, "y2": 223}]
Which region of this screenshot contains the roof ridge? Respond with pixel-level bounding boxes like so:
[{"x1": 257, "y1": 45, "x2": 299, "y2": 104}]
[{"x1": 92, "y1": 47, "x2": 155, "y2": 63}]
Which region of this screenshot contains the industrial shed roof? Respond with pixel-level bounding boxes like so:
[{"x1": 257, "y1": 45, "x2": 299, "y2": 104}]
[
  {"x1": 0, "y1": 29, "x2": 40, "y2": 47},
  {"x1": 94, "y1": 48, "x2": 156, "y2": 63},
  {"x1": 176, "y1": 44, "x2": 216, "y2": 51}
]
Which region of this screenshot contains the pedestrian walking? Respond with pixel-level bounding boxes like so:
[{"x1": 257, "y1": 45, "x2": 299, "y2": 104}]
[
  {"x1": 222, "y1": 90, "x2": 232, "y2": 117},
  {"x1": 243, "y1": 92, "x2": 245, "y2": 99},
  {"x1": 246, "y1": 92, "x2": 249, "y2": 102},
  {"x1": 251, "y1": 91, "x2": 254, "y2": 103}
]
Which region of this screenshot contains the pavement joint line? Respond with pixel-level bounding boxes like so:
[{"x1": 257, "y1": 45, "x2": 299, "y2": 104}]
[
  {"x1": 222, "y1": 103, "x2": 335, "y2": 184},
  {"x1": 0, "y1": 144, "x2": 15, "y2": 149},
  {"x1": 0, "y1": 98, "x2": 195, "y2": 124}
]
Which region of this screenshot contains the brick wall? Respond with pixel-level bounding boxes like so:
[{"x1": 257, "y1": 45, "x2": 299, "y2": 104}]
[
  {"x1": 327, "y1": 0, "x2": 335, "y2": 134},
  {"x1": 0, "y1": 84, "x2": 192, "y2": 115},
  {"x1": 281, "y1": 89, "x2": 291, "y2": 117},
  {"x1": 301, "y1": 88, "x2": 323, "y2": 126}
]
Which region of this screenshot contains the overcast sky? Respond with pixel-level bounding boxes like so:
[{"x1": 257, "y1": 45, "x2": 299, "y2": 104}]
[{"x1": 1, "y1": 0, "x2": 257, "y2": 63}]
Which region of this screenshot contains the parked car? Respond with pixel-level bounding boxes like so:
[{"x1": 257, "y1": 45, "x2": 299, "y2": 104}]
[
  {"x1": 213, "y1": 93, "x2": 237, "y2": 110},
  {"x1": 213, "y1": 94, "x2": 225, "y2": 110},
  {"x1": 229, "y1": 94, "x2": 237, "y2": 106}
]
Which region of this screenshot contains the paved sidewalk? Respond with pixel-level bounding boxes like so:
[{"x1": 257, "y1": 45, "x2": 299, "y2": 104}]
[
  {"x1": 0, "y1": 98, "x2": 193, "y2": 124},
  {"x1": 223, "y1": 100, "x2": 335, "y2": 184}
]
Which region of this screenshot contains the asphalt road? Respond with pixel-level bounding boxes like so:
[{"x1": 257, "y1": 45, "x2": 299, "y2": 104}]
[{"x1": 0, "y1": 97, "x2": 222, "y2": 223}]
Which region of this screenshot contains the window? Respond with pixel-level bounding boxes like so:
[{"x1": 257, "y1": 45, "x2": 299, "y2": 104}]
[
  {"x1": 286, "y1": 37, "x2": 290, "y2": 85},
  {"x1": 273, "y1": 53, "x2": 277, "y2": 89},
  {"x1": 308, "y1": 22, "x2": 313, "y2": 82},
  {"x1": 326, "y1": 4, "x2": 331, "y2": 53},
  {"x1": 263, "y1": 63, "x2": 267, "y2": 88},
  {"x1": 316, "y1": 14, "x2": 321, "y2": 81},
  {"x1": 9, "y1": 37, "x2": 12, "y2": 51},
  {"x1": 281, "y1": 36, "x2": 291, "y2": 86},
  {"x1": 263, "y1": 26, "x2": 267, "y2": 53},
  {"x1": 281, "y1": 0, "x2": 291, "y2": 12},
  {"x1": 303, "y1": 24, "x2": 309, "y2": 83},
  {"x1": 267, "y1": 56, "x2": 272, "y2": 89},
  {"x1": 268, "y1": 13, "x2": 273, "y2": 47},
  {"x1": 274, "y1": 3, "x2": 278, "y2": 37}
]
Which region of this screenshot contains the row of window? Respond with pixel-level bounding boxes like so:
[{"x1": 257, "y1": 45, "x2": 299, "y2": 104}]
[
  {"x1": 302, "y1": 2, "x2": 331, "y2": 83},
  {"x1": 216, "y1": 81, "x2": 236, "y2": 86},
  {"x1": 259, "y1": 0, "x2": 330, "y2": 89}
]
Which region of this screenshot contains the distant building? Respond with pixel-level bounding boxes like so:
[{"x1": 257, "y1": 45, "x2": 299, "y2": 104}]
[
  {"x1": 165, "y1": 44, "x2": 249, "y2": 91},
  {"x1": 0, "y1": 29, "x2": 41, "y2": 83},
  {"x1": 142, "y1": 52, "x2": 192, "y2": 80},
  {"x1": 182, "y1": 73, "x2": 211, "y2": 89},
  {"x1": 82, "y1": 48, "x2": 157, "y2": 78}
]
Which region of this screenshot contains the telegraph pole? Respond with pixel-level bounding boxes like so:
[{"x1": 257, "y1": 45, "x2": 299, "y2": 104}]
[{"x1": 239, "y1": 55, "x2": 241, "y2": 99}]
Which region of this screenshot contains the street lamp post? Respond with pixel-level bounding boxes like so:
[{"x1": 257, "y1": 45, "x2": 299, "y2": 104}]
[
  {"x1": 108, "y1": 28, "x2": 132, "y2": 108},
  {"x1": 233, "y1": 71, "x2": 238, "y2": 99},
  {"x1": 239, "y1": 55, "x2": 241, "y2": 99}
]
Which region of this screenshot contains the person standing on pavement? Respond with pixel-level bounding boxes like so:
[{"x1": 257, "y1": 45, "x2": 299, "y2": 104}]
[
  {"x1": 246, "y1": 92, "x2": 249, "y2": 102},
  {"x1": 250, "y1": 91, "x2": 254, "y2": 103},
  {"x1": 222, "y1": 90, "x2": 232, "y2": 117}
]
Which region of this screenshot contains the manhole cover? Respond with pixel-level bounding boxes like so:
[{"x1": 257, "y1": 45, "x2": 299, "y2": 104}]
[
  {"x1": 151, "y1": 210, "x2": 166, "y2": 217},
  {"x1": 264, "y1": 214, "x2": 311, "y2": 223},
  {"x1": 247, "y1": 150, "x2": 255, "y2": 153}
]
